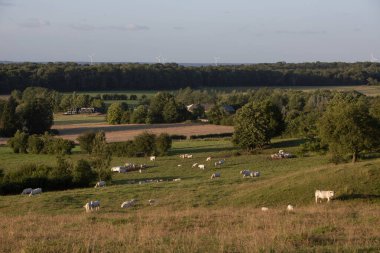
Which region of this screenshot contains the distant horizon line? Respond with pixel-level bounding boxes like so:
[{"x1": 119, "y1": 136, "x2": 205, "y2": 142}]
[{"x1": 1, "y1": 60, "x2": 378, "y2": 65}]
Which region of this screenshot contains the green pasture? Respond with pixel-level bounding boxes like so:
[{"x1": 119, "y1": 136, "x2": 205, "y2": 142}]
[{"x1": 0, "y1": 138, "x2": 379, "y2": 216}]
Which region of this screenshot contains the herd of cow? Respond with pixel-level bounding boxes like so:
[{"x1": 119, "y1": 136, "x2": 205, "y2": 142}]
[{"x1": 20, "y1": 152, "x2": 335, "y2": 213}]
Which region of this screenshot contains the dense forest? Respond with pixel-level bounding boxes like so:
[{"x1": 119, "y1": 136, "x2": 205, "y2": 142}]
[{"x1": 1, "y1": 62, "x2": 380, "y2": 93}]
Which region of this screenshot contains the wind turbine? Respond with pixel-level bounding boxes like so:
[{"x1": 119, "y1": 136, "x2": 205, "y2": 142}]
[
  {"x1": 214, "y1": 56, "x2": 220, "y2": 66},
  {"x1": 156, "y1": 54, "x2": 167, "y2": 64},
  {"x1": 88, "y1": 54, "x2": 95, "y2": 65},
  {"x1": 370, "y1": 53, "x2": 378, "y2": 63}
]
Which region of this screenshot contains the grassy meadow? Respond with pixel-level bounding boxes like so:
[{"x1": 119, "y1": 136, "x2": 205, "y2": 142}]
[{"x1": 0, "y1": 138, "x2": 380, "y2": 252}]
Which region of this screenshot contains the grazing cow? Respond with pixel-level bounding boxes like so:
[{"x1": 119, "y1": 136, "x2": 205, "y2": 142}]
[
  {"x1": 252, "y1": 171, "x2": 260, "y2": 177},
  {"x1": 179, "y1": 154, "x2": 185, "y2": 159},
  {"x1": 287, "y1": 204, "x2": 294, "y2": 212},
  {"x1": 150, "y1": 156, "x2": 156, "y2": 161},
  {"x1": 315, "y1": 190, "x2": 335, "y2": 203},
  {"x1": 21, "y1": 188, "x2": 33, "y2": 195},
  {"x1": 111, "y1": 166, "x2": 127, "y2": 173},
  {"x1": 121, "y1": 199, "x2": 136, "y2": 208},
  {"x1": 83, "y1": 202, "x2": 92, "y2": 212},
  {"x1": 206, "y1": 156, "x2": 212, "y2": 161},
  {"x1": 192, "y1": 163, "x2": 198, "y2": 168},
  {"x1": 214, "y1": 159, "x2": 225, "y2": 167},
  {"x1": 173, "y1": 178, "x2": 181, "y2": 182},
  {"x1": 198, "y1": 164, "x2": 205, "y2": 170},
  {"x1": 240, "y1": 170, "x2": 251, "y2": 177},
  {"x1": 177, "y1": 164, "x2": 182, "y2": 167},
  {"x1": 90, "y1": 200, "x2": 100, "y2": 211},
  {"x1": 29, "y1": 188, "x2": 42, "y2": 196},
  {"x1": 211, "y1": 172, "x2": 221, "y2": 179},
  {"x1": 261, "y1": 207, "x2": 269, "y2": 212},
  {"x1": 139, "y1": 169, "x2": 142, "y2": 173},
  {"x1": 94, "y1": 181, "x2": 106, "y2": 188},
  {"x1": 148, "y1": 199, "x2": 156, "y2": 206},
  {"x1": 184, "y1": 154, "x2": 193, "y2": 158},
  {"x1": 83, "y1": 201, "x2": 100, "y2": 212}
]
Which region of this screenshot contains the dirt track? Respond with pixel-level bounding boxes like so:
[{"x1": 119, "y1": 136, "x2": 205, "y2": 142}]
[{"x1": 53, "y1": 122, "x2": 234, "y2": 143}]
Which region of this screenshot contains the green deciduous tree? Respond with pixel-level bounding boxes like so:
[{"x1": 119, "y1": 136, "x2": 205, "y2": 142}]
[
  {"x1": 17, "y1": 98, "x2": 53, "y2": 134},
  {"x1": 131, "y1": 105, "x2": 148, "y2": 123},
  {"x1": 318, "y1": 95, "x2": 380, "y2": 163},
  {"x1": 91, "y1": 131, "x2": 112, "y2": 181},
  {"x1": 106, "y1": 102, "x2": 124, "y2": 124},
  {"x1": 232, "y1": 101, "x2": 283, "y2": 151},
  {"x1": 72, "y1": 159, "x2": 96, "y2": 186},
  {"x1": 0, "y1": 97, "x2": 19, "y2": 137},
  {"x1": 77, "y1": 131, "x2": 96, "y2": 154},
  {"x1": 133, "y1": 131, "x2": 156, "y2": 156}
]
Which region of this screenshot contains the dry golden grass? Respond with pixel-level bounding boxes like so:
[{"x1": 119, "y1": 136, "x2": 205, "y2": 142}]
[{"x1": 1, "y1": 203, "x2": 379, "y2": 252}]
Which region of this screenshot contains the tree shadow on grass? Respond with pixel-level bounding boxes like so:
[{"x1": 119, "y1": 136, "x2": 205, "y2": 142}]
[
  {"x1": 271, "y1": 139, "x2": 306, "y2": 149},
  {"x1": 112, "y1": 176, "x2": 197, "y2": 185},
  {"x1": 170, "y1": 147, "x2": 236, "y2": 156},
  {"x1": 336, "y1": 194, "x2": 380, "y2": 201}
]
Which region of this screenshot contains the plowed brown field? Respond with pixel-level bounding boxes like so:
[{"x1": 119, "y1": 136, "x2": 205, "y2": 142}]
[{"x1": 54, "y1": 122, "x2": 233, "y2": 143}]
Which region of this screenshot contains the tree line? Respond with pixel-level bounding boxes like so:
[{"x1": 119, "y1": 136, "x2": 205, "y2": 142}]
[{"x1": 1, "y1": 62, "x2": 380, "y2": 93}]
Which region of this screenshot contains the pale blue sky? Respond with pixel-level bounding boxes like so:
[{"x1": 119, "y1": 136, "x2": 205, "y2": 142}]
[{"x1": 0, "y1": 0, "x2": 379, "y2": 63}]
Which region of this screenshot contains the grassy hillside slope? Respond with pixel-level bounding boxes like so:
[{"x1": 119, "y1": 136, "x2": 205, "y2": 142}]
[{"x1": 0, "y1": 139, "x2": 379, "y2": 252}]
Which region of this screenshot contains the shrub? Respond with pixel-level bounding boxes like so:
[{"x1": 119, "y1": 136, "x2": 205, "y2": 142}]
[
  {"x1": 189, "y1": 133, "x2": 233, "y2": 139},
  {"x1": 133, "y1": 132, "x2": 156, "y2": 156},
  {"x1": 156, "y1": 133, "x2": 172, "y2": 156},
  {"x1": 109, "y1": 141, "x2": 136, "y2": 157},
  {"x1": 170, "y1": 134, "x2": 187, "y2": 140},
  {"x1": 77, "y1": 131, "x2": 96, "y2": 154},
  {"x1": 72, "y1": 159, "x2": 97, "y2": 186},
  {"x1": 27, "y1": 135, "x2": 44, "y2": 154},
  {"x1": 8, "y1": 130, "x2": 29, "y2": 153}
]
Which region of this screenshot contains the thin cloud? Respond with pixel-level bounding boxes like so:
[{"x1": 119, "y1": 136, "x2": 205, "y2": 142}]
[
  {"x1": 69, "y1": 23, "x2": 149, "y2": 31},
  {"x1": 0, "y1": 0, "x2": 13, "y2": 6},
  {"x1": 173, "y1": 26, "x2": 185, "y2": 30},
  {"x1": 275, "y1": 30, "x2": 327, "y2": 35},
  {"x1": 18, "y1": 18, "x2": 50, "y2": 28}
]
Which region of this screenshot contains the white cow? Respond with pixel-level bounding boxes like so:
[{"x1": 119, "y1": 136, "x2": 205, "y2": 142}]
[
  {"x1": 150, "y1": 156, "x2": 156, "y2": 161},
  {"x1": 148, "y1": 199, "x2": 157, "y2": 206},
  {"x1": 198, "y1": 164, "x2": 205, "y2": 170},
  {"x1": 287, "y1": 204, "x2": 294, "y2": 212},
  {"x1": 121, "y1": 199, "x2": 136, "y2": 208},
  {"x1": 185, "y1": 154, "x2": 193, "y2": 158},
  {"x1": 315, "y1": 190, "x2": 335, "y2": 203},
  {"x1": 206, "y1": 157, "x2": 212, "y2": 161},
  {"x1": 29, "y1": 188, "x2": 42, "y2": 196},
  {"x1": 211, "y1": 172, "x2": 221, "y2": 179},
  {"x1": 252, "y1": 171, "x2": 260, "y2": 177},
  {"x1": 21, "y1": 188, "x2": 33, "y2": 195},
  {"x1": 95, "y1": 181, "x2": 106, "y2": 188},
  {"x1": 173, "y1": 178, "x2": 181, "y2": 182},
  {"x1": 192, "y1": 163, "x2": 198, "y2": 168},
  {"x1": 179, "y1": 154, "x2": 185, "y2": 159},
  {"x1": 261, "y1": 207, "x2": 269, "y2": 212},
  {"x1": 214, "y1": 159, "x2": 225, "y2": 167},
  {"x1": 111, "y1": 166, "x2": 127, "y2": 173},
  {"x1": 83, "y1": 202, "x2": 92, "y2": 212}
]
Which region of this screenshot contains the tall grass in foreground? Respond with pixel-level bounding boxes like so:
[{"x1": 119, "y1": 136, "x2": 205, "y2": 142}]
[{"x1": 1, "y1": 203, "x2": 379, "y2": 252}]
